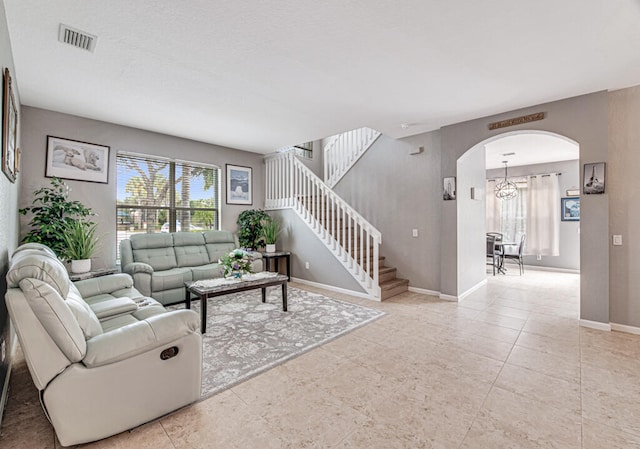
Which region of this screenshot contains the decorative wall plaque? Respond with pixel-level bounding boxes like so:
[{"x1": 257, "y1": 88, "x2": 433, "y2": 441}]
[{"x1": 488, "y1": 112, "x2": 545, "y2": 130}]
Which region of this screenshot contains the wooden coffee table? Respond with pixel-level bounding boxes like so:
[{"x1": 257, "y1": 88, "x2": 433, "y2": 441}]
[{"x1": 185, "y1": 274, "x2": 289, "y2": 333}]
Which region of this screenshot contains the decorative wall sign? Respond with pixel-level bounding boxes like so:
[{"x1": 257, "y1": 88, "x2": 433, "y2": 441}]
[
  {"x1": 45, "y1": 136, "x2": 110, "y2": 183},
  {"x1": 488, "y1": 112, "x2": 545, "y2": 130},
  {"x1": 2, "y1": 68, "x2": 18, "y2": 183},
  {"x1": 226, "y1": 164, "x2": 253, "y2": 205}
]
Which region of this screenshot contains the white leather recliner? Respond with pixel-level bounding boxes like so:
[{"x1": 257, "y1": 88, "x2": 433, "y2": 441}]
[{"x1": 5, "y1": 243, "x2": 202, "y2": 446}]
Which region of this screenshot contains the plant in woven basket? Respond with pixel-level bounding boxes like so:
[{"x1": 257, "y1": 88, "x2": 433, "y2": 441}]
[{"x1": 219, "y1": 249, "x2": 253, "y2": 278}]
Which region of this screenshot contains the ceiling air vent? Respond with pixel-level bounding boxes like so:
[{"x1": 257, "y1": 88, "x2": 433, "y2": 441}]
[{"x1": 58, "y1": 24, "x2": 97, "y2": 52}]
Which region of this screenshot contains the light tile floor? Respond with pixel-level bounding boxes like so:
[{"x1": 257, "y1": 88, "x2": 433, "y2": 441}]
[{"x1": 2, "y1": 269, "x2": 640, "y2": 448}]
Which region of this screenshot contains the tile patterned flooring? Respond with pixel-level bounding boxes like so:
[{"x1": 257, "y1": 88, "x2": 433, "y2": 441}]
[{"x1": 2, "y1": 269, "x2": 640, "y2": 448}]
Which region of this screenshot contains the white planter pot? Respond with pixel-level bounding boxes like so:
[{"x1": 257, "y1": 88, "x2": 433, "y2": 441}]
[
  {"x1": 71, "y1": 259, "x2": 91, "y2": 274},
  {"x1": 266, "y1": 244, "x2": 276, "y2": 253}
]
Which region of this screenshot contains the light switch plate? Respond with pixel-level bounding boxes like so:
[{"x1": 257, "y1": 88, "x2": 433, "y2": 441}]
[
  {"x1": 412, "y1": 229, "x2": 418, "y2": 237},
  {"x1": 613, "y1": 235, "x2": 622, "y2": 246}
]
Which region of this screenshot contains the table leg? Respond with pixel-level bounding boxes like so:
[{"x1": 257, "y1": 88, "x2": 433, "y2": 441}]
[
  {"x1": 266, "y1": 258, "x2": 271, "y2": 273},
  {"x1": 285, "y1": 254, "x2": 291, "y2": 281},
  {"x1": 185, "y1": 290, "x2": 191, "y2": 309},
  {"x1": 275, "y1": 258, "x2": 279, "y2": 274},
  {"x1": 262, "y1": 287, "x2": 266, "y2": 303},
  {"x1": 282, "y1": 282, "x2": 288, "y2": 311},
  {"x1": 201, "y1": 294, "x2": 208, "y2": 334}
]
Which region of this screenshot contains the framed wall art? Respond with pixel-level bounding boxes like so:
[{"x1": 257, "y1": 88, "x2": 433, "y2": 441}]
[
  {"x1": 561, "y1": 197, "x2": 580, "y2": 222},
  {"x1": 45, "y1": 136, "x2": 110, "y2": 183},
  {"x1": 2, "y1": 68, "x2": 18, "y2": 183},
  {"x1": 443, "y1": 176, "x2": 456, "y2": 200},
  {"x1": 226, "y1": 164, "x2": 252, "y2": 205},
  {"x1": 583, "y1": 162, "x2": 605, "y2": 195}
]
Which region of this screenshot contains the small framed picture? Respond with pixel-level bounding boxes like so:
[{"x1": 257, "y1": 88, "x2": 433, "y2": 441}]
[
  {"x1": 443, "y1": 177, "x2": 456, "y2": 200},
  {"x1": 561, "y1": 197, "x2": 580, "y2": 222},
  {"x1": 583, "y1": 162, "x2": 605, "y2": 195},
  {"x1": 46, "y1": 136, "x2": 110, "y2": 183},
  {"x1": 226, "y1": 164, "x2": 252, "y2": 205}
]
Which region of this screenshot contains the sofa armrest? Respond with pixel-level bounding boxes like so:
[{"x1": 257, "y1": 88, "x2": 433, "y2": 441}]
[
  {"x1": 74, "y1": 273, "x2": 134, "y2": 298},
  {"x1": 83, "y1": 310, "x2": 199, "y2": 368},
  {"x1": 249, "y1": 251, "x2": 263, "y2": 260},
  {"x1": 122, "y1": 262, "x2": 154, "y2": 275}
]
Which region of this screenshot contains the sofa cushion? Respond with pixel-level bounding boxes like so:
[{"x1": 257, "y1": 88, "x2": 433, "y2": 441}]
[
  {"x1": 205, "y1": 243, "x2": 236, "y2": 264},
  {"x1": 132, "y1": 247, "x2": 178, "y2": 271},
  {"x1": 66, "y1": 284, "x2": 103, "y2": 339},
  {"x1": 151, "y1": 268, "x2": 193, "y2": 292},
  {"x1": 174, "y1": 234, "x2": 209, "y2": 267},
  {"x1": 129, "y1": 233, "x2": 174, "y2": 249},
  {"x1": 19, "y1": 278, "x2": 86, "y2": 362},
  {"x1": 190, "y1": 263, "x2": 223, "y2": 281},
  {"x1": 203, "y1": 230, "x2": 235, "y2": 244}
]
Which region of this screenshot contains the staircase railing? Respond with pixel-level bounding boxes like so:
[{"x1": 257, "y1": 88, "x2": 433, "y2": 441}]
[
  {"x1": 265, "y1": 152, "x2": 381, "y2": 298},
  {"x1": 323, "y1": 127, "x2": 381, "y2": 188}
]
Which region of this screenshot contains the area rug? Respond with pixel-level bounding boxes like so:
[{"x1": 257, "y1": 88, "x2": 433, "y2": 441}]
[{"x1": 173, "y1": 286, "x2": 384, "y2": 399}]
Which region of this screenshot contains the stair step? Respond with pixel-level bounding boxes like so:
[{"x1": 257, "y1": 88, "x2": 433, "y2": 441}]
[
  {"x1": 379, "y1": 266, "x2": 397, "y2": 283},
  {"x1": 380, "y1": 278, "x2": 409, "y2": 300}
]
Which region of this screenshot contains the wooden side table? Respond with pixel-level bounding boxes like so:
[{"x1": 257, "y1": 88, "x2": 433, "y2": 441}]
[{"x1": 259, "y1": 251, "x2": 291, "y2": 281}]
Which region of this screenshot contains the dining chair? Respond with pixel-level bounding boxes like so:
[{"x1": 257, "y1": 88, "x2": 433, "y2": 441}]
[
  {"x1": 486, "y1": 232, "x2": 504, "y2": 274},
  {"x1": 486, "y1": 235, "x2": 501, "y2": 276},
  {"x1": 502, "y1": 234, "x2": 526, "y2": 275}
]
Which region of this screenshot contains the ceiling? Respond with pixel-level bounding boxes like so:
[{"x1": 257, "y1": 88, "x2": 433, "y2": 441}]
[
  {"x1": 484, "y1": 132, "x2": 579, "y2": 170},
  {"x1": 5, "y1": 0, "x2": 640, "y2": 154}
]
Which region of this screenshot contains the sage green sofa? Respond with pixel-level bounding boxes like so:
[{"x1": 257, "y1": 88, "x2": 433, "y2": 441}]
[
  {"x1": 119, "y1": 230, "x2": 263, "y2": 305},
  {"x1": 5, "y1": 243, "x2": 202, "y2": 447}
]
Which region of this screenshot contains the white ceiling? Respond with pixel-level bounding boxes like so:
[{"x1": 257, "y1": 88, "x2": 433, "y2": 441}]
[
  {"x1": 485, "y1": 132, "x2": 579, "y2": 170},
  {"x1": 5, "y1": 0, "x2": 640, "y2": 154}
]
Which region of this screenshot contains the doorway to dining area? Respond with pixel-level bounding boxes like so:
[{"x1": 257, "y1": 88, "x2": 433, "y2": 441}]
[{"x1": 483, "y1": 132, "x2": 580, "y2": 277}]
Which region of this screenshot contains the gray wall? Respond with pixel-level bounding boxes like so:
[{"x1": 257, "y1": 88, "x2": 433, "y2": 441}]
[
  {"x1": 333, "y1": 132, "x2": 442, "y2": 292},
  {"x1": 486, "y1": 159, "x2": 581, "y2": 271},
  {"x1": 609, "y1": 86, "x2": 640, "y2": 327},
  {"x1": 0, "y1": 0, "x2": 21, "y2": 423},
  {"x1": 441, "y1": 92, "x2": 609, "y2": 324},
  {"x1": 267, "y1": 208, "x2": 364, "y2": 293},
  {"x1": 457, "y1": 146, "x2": 487, "y2": 294},
  {"x1": 19, "y1": 106, "x2": 265, "y2": 269}
]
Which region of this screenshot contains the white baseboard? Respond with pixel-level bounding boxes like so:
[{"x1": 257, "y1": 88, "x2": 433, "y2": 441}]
[
  {"x1": 579, "y1": 319, "x2": 611, "y2": 332},
  {"x1": 458, "y1": 279, "x2": 487, "y2": 301},
  {"x1": 525, "y1": 265, "x2": 580, "y2": 274},
  {"x1": 407, "y1": 286, "x2": 440, "y2": 297},
  {"x1": 439, "y1": 294, "x2": 458, "y2": 302},
  {"x1": 290, "y1": 277, "x2": 376, "y2": 301},
  {"x1": 610, "y1": 322, "x2": 640, "y2": 335}
]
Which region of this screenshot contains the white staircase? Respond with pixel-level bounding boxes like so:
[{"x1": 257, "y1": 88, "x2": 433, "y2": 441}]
[
  {"x1": 324, "y1": 127, "x2": 381, "y2": 188},
  {"x1": 266, "y1": 151, "x2": 409, "y2": 300}
]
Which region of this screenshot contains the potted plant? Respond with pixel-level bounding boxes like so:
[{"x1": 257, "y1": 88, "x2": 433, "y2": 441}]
[
  {"x1": 19, "y1": 177, "x2": 96, "y2": 258},
  {"x1": 61, "y1": 219, "x2": 99, "y2": 273},
  {"x1": 261, "y1": 218, "x2": 280, "y2": 253},
  {"x1": 237, "y1": 209, "x2": 270, "y2": 250}
]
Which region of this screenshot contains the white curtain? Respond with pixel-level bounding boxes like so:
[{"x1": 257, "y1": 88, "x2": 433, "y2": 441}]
[
  {"x1": 526, "y1": 174, "x2": 560, "y2": 256},
  {"x1": 486, "y1": 180, "x2": 501, "y2": 233}
]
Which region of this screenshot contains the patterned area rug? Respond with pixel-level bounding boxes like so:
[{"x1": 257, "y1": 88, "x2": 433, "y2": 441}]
[{"x1": 174, "y1": 286, "x2": 384, "y2": 399}]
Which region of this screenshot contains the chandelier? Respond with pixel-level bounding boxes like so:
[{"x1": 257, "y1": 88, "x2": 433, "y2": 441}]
[{"x1": 495, "y1": 161, "x2": 518, "y2": 200}]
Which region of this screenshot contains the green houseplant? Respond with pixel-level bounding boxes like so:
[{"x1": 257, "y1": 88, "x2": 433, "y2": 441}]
[
  {"x1": 61, "y1": 220, "x2": 99, "y2": 273},
  {"x1": 261, "y1": 218, "x2": 280, "y2": 253},
  {"x1": 237, "y1": 209, "x2": 270, "y2": 250},
  {"x1": 19, "y1": 177, "x2": 96, "y2": 259}
]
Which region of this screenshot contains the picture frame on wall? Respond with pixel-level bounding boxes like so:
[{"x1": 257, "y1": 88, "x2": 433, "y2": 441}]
[
  {"x1": 45, "y1": 136, "x2": 110, "y2": 184},
  {"x1": 226, "y1": 164, "x2": 252, "y2": 205},
  {"x1": 583, "y1": 162, "x2": 605, "y2": 195},
  {"x1": 561, "y1": 197, "x2": 580, "y2": 222},
  {"x1": 2, "y1": 68, "x2": 18, "y2": 183},
  {"x1": 443, "y1": 176, "x2": 456, "y2": 200}
]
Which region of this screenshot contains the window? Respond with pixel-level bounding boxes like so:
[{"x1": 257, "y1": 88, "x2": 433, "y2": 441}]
[
  {"x1": 116, "y1": 152, "x2": 220, "y2": 257},
  {"x1": 487, "y1": 178, "x2": 527, "y2": 243},
  {"x1": 277, "y1": 141, "x2": 313, "y2": 159}
]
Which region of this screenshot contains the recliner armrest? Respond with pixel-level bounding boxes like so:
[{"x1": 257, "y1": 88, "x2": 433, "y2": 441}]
[
  {"x1": 90, "y1": 296, "x2": 138, "y2": 319},
  {"x1": 74, "y1": 274, "x2": 134, "y2": 298},
  {"x1": 122, "y1": 262, "x2": 154, "y2": 275},
  {"x1": 83, "y1": 310, "x2": 199, "y2": 368}
]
